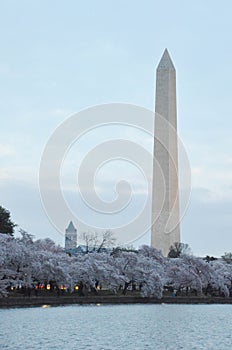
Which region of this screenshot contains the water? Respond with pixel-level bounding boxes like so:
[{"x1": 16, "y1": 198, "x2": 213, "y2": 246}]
[{"x1": 0, "y1": 304, "x2": 232, "y2": 349}]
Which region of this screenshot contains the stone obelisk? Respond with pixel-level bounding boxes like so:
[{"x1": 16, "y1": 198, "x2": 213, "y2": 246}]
[{"x1": 151, "y1": 49, "x2": 180, "y2": 256}]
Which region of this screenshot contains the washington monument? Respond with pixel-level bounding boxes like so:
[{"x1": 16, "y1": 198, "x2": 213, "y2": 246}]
[{"x1": 151, "y1": 49, "x2": 180, "y2": 256}]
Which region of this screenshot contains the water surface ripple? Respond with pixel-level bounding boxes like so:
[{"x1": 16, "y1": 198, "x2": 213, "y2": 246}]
[{"x1": 0, "y1": 304, "x2": 232, "y2": 349}]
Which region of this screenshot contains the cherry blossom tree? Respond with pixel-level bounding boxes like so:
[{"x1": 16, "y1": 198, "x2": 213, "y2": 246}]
[{"x1": 1, "y1": 232, "x2": 232, "y2": 300}]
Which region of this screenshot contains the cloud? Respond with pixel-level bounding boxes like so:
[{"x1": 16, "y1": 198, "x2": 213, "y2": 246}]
[
  {"x1": 181, "y1": 186, "x2": 232, "y2": 257},
  {"x1": 0, "y1": 144, "x2": 15, "y2": 157},
  {"x1": 0, "y1": 179, "x2": 64, "y2": 244},
  {"x1": 0, "y1": 165, "x2": 37, "y2": 183},
  {"x1": 50, "y1": 108, "x2": 75, "y2": 118}
]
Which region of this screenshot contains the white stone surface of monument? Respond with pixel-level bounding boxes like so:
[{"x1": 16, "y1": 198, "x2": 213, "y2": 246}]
[{"x1": 151, "y1": 49, "x2": 180, "y2": 256}]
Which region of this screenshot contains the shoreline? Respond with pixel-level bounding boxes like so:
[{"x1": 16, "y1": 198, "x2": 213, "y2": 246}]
[{"x1": 1, "y1": 295, "x2": 232, "y2": 308}]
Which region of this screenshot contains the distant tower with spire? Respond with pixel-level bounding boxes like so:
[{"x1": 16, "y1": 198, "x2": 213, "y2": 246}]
[
  {"x1": 65, "y1": 221, "x2": 77, "y2": 252},
  {"x1": 151, "y1": 49, "x2": 180, "y2": 256}
]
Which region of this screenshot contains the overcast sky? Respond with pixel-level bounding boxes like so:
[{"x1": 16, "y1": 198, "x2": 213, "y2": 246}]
[{"x1": 0, "y1": 0, "x2": 232, "y2": 256}]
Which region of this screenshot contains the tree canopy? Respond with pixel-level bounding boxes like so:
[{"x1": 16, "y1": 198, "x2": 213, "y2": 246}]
[
  {"x1": 0, "y1": 205, "x2": 16, "y2": 236},
  {"x1": 222, "y1": 252, "x2": 232, "y2": 264},
  {"x1": 168, "y1": 242, "x2": 191, "y2": 258},
  {"x1": 1, "y1": 233, "x2": 232, "y2": 299}
]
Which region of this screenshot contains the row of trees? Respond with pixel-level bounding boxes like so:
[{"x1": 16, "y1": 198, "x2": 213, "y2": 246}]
[
  {"x1": 1, "y1": 230, "x2": 232, "y2": 298},
  {"x1": 1, "y1": 205, "x2": 232, "y2": 299}
]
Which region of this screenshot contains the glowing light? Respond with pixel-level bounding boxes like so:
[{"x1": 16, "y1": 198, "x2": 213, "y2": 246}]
[{"x1": 46, "y1": 284, "x2": 51, "y2": 290}]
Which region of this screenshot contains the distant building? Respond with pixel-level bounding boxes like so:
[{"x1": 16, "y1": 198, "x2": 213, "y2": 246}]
[
  {"x1": 65, "y1": 221, "x2": 77, "y2": 252},
  {"x1": 64, "y1": 226, "x2": 112, "y2": 255},
  {"x1": 65, "y1": 243, "x2": 110, "y2": 256}
]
